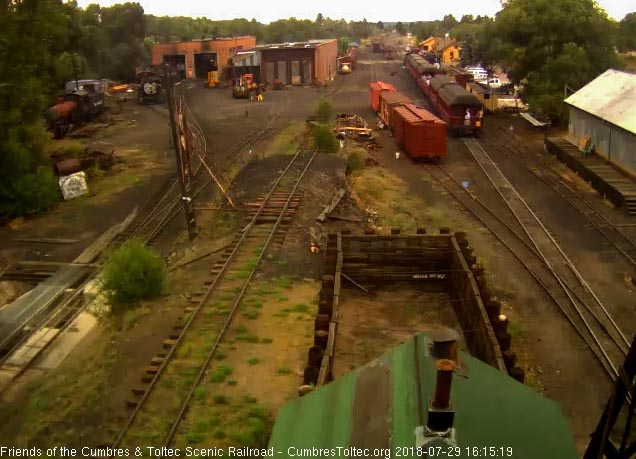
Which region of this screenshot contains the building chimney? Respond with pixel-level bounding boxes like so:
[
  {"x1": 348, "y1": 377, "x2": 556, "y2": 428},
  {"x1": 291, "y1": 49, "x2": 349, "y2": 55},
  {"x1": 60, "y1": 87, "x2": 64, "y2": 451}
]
[{"x1": 426, "y1": 359, "x2": 456, "y2": 432}]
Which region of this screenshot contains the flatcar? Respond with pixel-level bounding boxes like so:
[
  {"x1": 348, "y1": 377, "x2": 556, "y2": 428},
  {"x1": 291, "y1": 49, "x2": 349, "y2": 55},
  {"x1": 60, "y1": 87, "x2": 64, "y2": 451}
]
[
  {"x1": 404, "y1": 53, "x2": 483, "y2": 136},
  {"x1": 45, "y1": 90, "x2": 105, "y2": 139}
]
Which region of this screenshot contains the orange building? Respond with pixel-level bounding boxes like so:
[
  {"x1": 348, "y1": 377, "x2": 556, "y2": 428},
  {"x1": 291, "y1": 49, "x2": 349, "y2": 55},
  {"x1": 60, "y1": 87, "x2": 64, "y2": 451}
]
[
  {"x1": 151, "y1": 36, "x2": 256, "y2": 80},
  {"x1": 259, "y1": 39, "x2": 338, "y2": 85}
]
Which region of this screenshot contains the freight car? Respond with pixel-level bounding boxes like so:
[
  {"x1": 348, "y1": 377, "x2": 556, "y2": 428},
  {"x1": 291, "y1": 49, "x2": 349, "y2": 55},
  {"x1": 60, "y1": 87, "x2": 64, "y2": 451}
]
[
  {"x1": 377, "y1": 90, "x2": 412, "y2": 129},
  {"x1": 393, "y1": 103, "x2": 447, "y2": 162},
  {"x1": 369, "y1": 81, "x2": 396, "y2": 112},
  {"x1": 137, "y1": 68, "x2": 165, "y2": 105},
  {"x1": 45, "y1": 90, "x2": 105, "y2": 139},
  {"x1": 404, "y1": 53, "x2": 483, "y2": 136}
]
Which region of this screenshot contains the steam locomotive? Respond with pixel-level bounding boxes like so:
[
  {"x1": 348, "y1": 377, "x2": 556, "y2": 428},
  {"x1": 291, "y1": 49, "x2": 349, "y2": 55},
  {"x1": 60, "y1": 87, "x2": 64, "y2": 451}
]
[
  {"x1": 45, "y1": 89, "x2": 106, "y2": 139},
  {"x1": 137, "y1": 69, "x2": 164, "y2": 105}
]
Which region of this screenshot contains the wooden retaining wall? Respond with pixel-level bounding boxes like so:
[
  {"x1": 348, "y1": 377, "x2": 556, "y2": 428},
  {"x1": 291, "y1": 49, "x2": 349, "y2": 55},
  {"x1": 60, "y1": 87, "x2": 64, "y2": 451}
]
[{"x1": 300, "y1": 229, "x2": 525, "y2": 395}]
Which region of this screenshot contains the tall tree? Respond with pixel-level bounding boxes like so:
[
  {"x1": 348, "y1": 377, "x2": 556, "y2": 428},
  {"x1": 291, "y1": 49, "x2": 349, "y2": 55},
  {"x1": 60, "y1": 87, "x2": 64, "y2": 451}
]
[
  {"x1": 618, "y1": 13, "x2": 636, "y2": 51},
  {"x1": 484, "y1": 0, "x2": 618, "y2": 121}
]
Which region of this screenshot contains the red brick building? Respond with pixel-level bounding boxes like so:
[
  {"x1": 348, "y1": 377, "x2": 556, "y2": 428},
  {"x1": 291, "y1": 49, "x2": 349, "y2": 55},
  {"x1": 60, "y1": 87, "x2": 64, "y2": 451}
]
[
  {"x1": 258, "y1": 39, "x2": 338, "y2": 85},
  {"x1": 151, "y1": 36, "x2": 256, "y2": 80}
]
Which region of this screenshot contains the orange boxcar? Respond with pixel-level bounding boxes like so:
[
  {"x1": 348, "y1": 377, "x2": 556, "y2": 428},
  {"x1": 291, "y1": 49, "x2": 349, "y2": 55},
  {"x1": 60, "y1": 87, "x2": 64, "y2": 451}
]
[
  {"x1": 393, "y1": 103, "x2": 447, "y2": 161},
  {"x1": 378, "y1": 90, "x2": 412, "y2": 129},
  {"x1": 369, "y1": 81, "x2": 396, "y2": 112}
]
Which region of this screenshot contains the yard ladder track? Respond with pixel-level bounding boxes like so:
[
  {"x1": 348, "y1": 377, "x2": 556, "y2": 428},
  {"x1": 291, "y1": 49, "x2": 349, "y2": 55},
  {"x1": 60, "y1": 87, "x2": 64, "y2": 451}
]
[
  {"x1": 483, "y1": 126, "x2": 636, "y2": 271},
  {"x1": 463, "y1": 138, "x2": 629, "y2": 380},
  {"x1": 111, "y1": 149, "x2": 316, "y2": 451}
]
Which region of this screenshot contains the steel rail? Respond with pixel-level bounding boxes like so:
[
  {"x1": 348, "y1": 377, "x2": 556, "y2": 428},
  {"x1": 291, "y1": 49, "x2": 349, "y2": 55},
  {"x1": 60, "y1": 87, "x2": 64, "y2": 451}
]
[
  {"x1": 485, "y1": 127, "x2": 636, "y2": 271},
  {"x1": 112, "y1": 149, "x2": 313, "y2": 449},
  {"x1": 161, "y1": 151, "x2": 317, "y2": 451},
  {"x1": 476, "y1": 133, "x2": 631, "y2": 351},
  {"x1": 424, "y1": 165, "x2": 593, "y2": 362},
  {"x1": 463, "y1": 138, "x2": 625, "y2": 378}
]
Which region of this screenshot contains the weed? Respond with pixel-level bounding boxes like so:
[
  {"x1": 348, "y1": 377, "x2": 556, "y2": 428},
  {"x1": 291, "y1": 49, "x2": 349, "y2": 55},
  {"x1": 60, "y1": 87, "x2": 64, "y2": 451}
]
[
  {"x1": 255, "y1": 286, "x2": 277, "y2": 295},
  {"x1": 277, "y1": 367, "x2": 292, "y2": 376},
  {"x1": 273, "y1": 277, "x2": 294, "y2": 290},
  {"x1": 213, "y1": 394, "x2": 229, "y2": 405},
  {"x1": 193, "y1": 387, "x2": 206, "y2": 401},
  {"x1": 236, "y1": 334, "x2": 260, "y2": 343},
  {"x1": 235, "y1": 325, "x2": 248, "y2": 334},
  {"x1": 232, "y1": 286, "x2": 242, "y2": 293},
  {"x1": 346, "y1": 151, "x2": 366, "y2": 174},
  {"x1": 227, "y1": 380, "x2": 237, "y2": 386},
  {"x1": 220, "y1": 293, "x2": 235, "y2": 301},
  {"x1": 186, "y1": 432, "x2": 205, "y2": 443},
  {"x1": 243, "y1": 394, "x2": 258, "y2": 403},
  {"x1": 210, "y1": 365, "x2": 233, "y2": 383},
  {"x1": 212, "y1": 301, "x2": 227, "y2": 309},
  {"x1": 261, "y1": 338, "x2": 273, "y2": 344},
  {"x1": 101, "y1": 239, "x2": 167, "y2": 312},
  {"x1": 276, "y1": 295, "x2": 289, "y2": 302},
  {"x1": 250, "y1": 300, "x2": 263, "y2": 309},
  {"x1": 247, "y1": 358, "x2": 260, "y2": 366},
  {"x1": 215, "y1": 352, "x2": 227, "y2": 361},
  {"x1": 209, "y1": 416, "x2": 220, "y2": 427},
  {"x1": 293, "y1": 303, "x2": 309, "y2": 313},
  {"x1": 249, "y1": 405, "x2": 268, "y2": 419},
  {"x1": 281, "y1": 308, "x2": 292, "y2": 313},
  {"x1": 274, "y1": 312, "x2": 289, "y2": 318},
  {"x1": 213, "y1": 430, "x2": 226, "y2": 439},
  {"x1": 242, "y1": 310, "x2": 260, "y2": 320}
]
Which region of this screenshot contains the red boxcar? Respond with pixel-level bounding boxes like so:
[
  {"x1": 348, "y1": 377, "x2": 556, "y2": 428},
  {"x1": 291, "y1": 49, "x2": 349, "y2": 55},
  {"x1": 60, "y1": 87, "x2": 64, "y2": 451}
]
[
  {"x1": 378, "y1": 90, "x2": 412, "y2": 129},
  {"x1": 393, "y1": 104, "x2": 447, "y2": 161},
  {"x1": 369, "y1": 81, "x2": 396, "y2": 112}
]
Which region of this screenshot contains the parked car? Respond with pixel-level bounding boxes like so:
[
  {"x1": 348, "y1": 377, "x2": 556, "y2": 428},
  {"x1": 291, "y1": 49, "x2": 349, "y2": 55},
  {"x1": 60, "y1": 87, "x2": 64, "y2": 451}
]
[{"x1": 487, "y1": 78, "x2": 502, "y2": 88}]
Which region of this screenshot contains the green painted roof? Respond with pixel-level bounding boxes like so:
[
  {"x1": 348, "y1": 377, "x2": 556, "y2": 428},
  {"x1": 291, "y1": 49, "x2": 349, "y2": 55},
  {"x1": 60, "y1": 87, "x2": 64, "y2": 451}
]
[{"x1": 269, "y1": 333, "x2": 578, "y2": 459}]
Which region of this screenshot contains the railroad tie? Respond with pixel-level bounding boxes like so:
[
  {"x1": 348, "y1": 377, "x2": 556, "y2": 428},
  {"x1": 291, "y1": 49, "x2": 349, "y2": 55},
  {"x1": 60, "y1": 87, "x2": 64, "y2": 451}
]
[
  {"x1": 184, "y1": 306, "x2": 196, "y2": 313},
  {"x1": 163, "y1": 339, "x2": 177, "y2": 349},
  {"x1": 131, "y1": 386, "x2": 147, "y2": 396}
]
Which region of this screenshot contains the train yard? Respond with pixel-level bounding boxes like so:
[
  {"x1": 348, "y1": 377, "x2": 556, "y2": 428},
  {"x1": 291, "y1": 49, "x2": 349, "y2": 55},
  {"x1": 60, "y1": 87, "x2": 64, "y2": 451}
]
[{"x1": 0, "y1": 45, "x2": 634, "y2": 454}]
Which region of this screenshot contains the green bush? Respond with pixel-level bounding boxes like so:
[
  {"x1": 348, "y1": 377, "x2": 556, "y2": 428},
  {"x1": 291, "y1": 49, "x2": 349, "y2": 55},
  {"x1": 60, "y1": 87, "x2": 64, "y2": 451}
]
[
  {"x1": 0, "y1": 166, "x2": 60, "y2": 218},
  {"x1": 315, "y1": 97, "x2": 333, "y2": 123},
  {"x1": 346, "y1": 152, "x2": 365, "y2": 174},
  {"x1": 101, "y1": 238, "x2": 167, "y2": 313},
  {"x1": 313, "y1": 125, "x2": 339, "y2": 154}
]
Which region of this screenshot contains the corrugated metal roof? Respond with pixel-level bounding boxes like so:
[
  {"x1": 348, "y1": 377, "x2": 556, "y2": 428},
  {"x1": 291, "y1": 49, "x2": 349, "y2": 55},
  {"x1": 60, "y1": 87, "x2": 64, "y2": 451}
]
[
  {"x1": 370, "y1": 81, "x2": 396, "y2": 92},
  {"x1": 395, "y1": 104, "x2": 444, "y2": 124},
  {"x1": 269, "y1": 333, "x2": 578, "y2": 457},
  {"x1": 564, "y1": 69, "x2": 636, "y2": 135}
]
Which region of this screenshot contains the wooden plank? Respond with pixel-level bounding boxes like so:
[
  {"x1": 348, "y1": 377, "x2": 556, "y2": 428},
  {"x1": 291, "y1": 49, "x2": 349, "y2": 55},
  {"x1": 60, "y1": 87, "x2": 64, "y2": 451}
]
[
  {"x1": 317, "y1": 189, "x2": 346, "y2": 222},
  {"x1": 341, "y1": 273, "x2": 369, "y2": 293},
  {"x1": 75, "y1": 208, "x2": 138, "y2": 264},
  {"x1": 317, "y1": 355, "x2": 331, "y2": 387},
  {"x1": 326, "y1": 321, "x2": 337, "y2": 357},
  {"x1": 14, "y1": 237, "x2": 79, "y2": 244}
]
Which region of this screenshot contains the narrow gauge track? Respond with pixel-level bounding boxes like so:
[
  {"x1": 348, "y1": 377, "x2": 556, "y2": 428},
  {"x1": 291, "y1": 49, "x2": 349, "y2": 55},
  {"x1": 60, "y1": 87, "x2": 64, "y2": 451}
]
[
  {"x1": 112, "y1": 149, "x2": 316, "y2": 451},
  {"x1": 482, "y1": 124, "x2": 636, "y2": 270},
  {"x1": 460, "y1": 138, "x2": 629, "y2": 379}
]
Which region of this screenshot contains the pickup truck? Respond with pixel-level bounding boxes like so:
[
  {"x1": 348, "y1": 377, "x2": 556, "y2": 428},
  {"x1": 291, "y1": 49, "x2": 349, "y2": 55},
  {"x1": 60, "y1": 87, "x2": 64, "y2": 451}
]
[{"x1": 486, "y1": 78, "x2": 502, "y2": 88}]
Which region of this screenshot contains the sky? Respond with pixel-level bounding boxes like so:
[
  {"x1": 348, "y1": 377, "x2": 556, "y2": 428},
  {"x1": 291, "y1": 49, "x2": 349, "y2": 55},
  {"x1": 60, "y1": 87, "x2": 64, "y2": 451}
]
[{"x1": 75, "y1": 0, "x2": 634, "y2": 23}]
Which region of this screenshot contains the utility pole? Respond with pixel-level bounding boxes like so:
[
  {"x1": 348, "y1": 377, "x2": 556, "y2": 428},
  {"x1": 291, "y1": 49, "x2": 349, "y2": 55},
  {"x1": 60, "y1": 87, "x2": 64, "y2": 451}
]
[{"x1": 164, "y1": 65, "x2": 198, "y2": 240}]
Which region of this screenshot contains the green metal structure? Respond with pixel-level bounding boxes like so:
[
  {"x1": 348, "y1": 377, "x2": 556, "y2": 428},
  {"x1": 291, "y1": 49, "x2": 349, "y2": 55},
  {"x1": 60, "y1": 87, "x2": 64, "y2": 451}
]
[{"x1": 269, "y1": 333, "x2": 578, "y2": 459}]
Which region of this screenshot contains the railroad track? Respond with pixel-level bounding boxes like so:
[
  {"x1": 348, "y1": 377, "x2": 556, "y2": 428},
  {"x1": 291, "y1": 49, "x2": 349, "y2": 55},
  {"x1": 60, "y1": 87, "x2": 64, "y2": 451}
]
[
  {"x1": 112, "y1": 149, "x2": 316, "y2": 451},
  {"x1": 482, "y1": 125, "x2": 636, "y2": 271},
  {"x1": 456, "y1": 138, "x2": 630, "y2": 380}
]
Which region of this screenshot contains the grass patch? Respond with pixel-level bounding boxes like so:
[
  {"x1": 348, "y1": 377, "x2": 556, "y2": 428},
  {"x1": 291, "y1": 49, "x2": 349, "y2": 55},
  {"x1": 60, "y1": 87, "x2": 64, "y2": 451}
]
[
  {"x1": 227, "y1": 380, "x2": 237, "y2": 386},
  {"x1": 508, "y1": 320, "x2": 522, "y2": 338},
  {"x1": 242, "y1": 310, "x2": 261, "y2": 320},
  {"x1": 272, "y1": 277, "x2": 294, "y2": 290},
  {"x1": 213, "y1": 394, "x2": 229, "y2": 405},
  {"x1": 235, "y1": 325, "x2": 248, "y2": 334},
  {"x1": 350, "y1": 167, "x2": 428, "y2": 233},
  {"x1": 276, "y1": 295, "x2": 289, "y2": 302},
  {"x1": 254, "y1": 285, "x2": 279, "y2": 295},
  {"x1": 210, "y1": 365, "x2": 233, "y2": 383},
  {"x1": 215, "y1": 352, "x2": 226, "y2": 361},
  {"x1": 274, "y1": 311, "x2": 289, "y2": 318},
  {"x1": 261, "y1": 338, "x2": 273, "y2": 344},
  {"x1": 261, "y1": 121, "x2": 304, "y2": 158},
  {"x1": 193, "y1": 387, "x2": 206, "y2": 402},
  {"x1": 292, "y1": 303, "x2": 309, "y2": 313},
  {"x1": 236, "y1": 334, "x2": 260, "y2": 343},
  {"x1": 276, "y1": 367, "x2": 292, "y2": 376},
  {"x1": 247, "y1": 358, "x2": 260, "y2": 366},
  {"x1": 220, "y1": 293, "x2": 235, "y2": 301}
]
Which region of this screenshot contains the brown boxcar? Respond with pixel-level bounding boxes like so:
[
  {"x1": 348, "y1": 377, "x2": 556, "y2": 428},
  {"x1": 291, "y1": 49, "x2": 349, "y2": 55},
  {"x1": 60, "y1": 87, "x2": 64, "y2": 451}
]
[
  {"x1": 378, "y1": 90, "x2": 412, "y2": 129},
  {"x1": 369, "y1": 81, "x2": 396, "y2": 112},
  {"x1": 393, "y1": 104, "x2": 447, "y2": 161}
]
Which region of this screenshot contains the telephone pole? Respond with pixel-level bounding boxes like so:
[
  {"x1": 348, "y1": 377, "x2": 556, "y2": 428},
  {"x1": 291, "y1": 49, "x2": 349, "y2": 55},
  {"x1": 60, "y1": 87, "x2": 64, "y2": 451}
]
[{"x1": 164, "y1": 65, "x2": 198, "y2": 240}]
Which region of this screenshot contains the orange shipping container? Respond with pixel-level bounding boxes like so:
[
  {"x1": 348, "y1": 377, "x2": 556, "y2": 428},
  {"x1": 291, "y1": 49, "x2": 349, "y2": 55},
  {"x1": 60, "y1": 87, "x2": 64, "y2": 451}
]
[
  {"x1": 378, "y1": 90, "x2": 412, "y2": 129},
  {"x1": 393, "y1": 103, "x2": 447, "y2": 161},
  {"x1": 369, "y1": 81, "x2": 396, "y2": 112}
]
